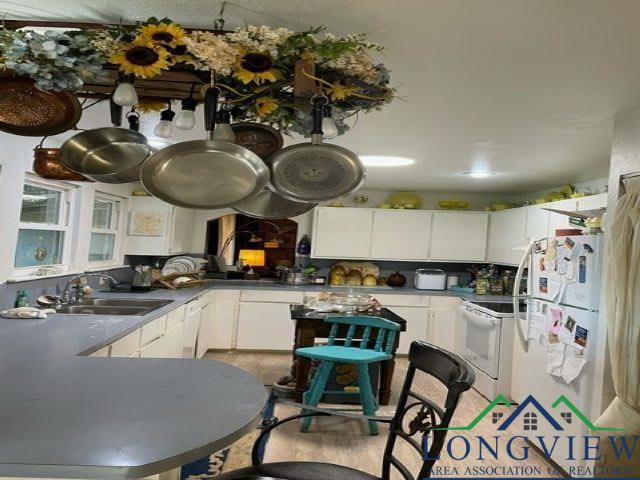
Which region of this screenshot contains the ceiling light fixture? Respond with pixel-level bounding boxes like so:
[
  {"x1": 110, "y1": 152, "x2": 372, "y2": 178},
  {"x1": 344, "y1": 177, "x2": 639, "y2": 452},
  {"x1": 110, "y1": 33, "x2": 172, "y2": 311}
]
[
  {"x1": 359, "y1": 155, "x2": 416, "y2": 167},
  {"x1": 463, "y1": 171, "x2": 496, "y2": 178}
]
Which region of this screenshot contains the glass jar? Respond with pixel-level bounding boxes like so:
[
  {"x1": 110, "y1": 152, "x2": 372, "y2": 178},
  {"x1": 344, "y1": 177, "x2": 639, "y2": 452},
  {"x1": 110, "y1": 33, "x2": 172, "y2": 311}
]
[{"x1": 475, "y1": 276, "x2": 489, "y2": 295}]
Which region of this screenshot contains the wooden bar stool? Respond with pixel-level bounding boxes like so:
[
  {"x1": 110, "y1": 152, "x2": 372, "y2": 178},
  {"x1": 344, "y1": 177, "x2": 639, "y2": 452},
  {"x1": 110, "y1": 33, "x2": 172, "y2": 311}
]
[{"x1": 295, "y1": 315, "x2": 401, "y2": 435}]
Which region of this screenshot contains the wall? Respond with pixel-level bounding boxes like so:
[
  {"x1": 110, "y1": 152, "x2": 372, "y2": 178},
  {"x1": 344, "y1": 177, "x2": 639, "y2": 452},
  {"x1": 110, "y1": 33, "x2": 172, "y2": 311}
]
[{"x1": 0, "y1": 102, "x2": 133, "y2": 284}]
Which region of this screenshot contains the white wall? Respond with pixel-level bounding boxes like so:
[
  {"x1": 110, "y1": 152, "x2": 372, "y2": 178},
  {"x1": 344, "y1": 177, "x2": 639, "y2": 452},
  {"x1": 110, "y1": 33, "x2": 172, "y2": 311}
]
[{"x1": 0, "y1": 102, "x2": 133, "y2": 282}]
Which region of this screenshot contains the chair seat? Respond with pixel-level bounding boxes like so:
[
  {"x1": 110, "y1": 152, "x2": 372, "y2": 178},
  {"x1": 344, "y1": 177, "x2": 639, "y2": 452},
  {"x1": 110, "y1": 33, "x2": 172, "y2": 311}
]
[
  {"x1": 216, "y1": 461, "x2": 380, "y2": 480},
  {"x1": 295, "y1": 345, "x2": 391, "y2": 364}
]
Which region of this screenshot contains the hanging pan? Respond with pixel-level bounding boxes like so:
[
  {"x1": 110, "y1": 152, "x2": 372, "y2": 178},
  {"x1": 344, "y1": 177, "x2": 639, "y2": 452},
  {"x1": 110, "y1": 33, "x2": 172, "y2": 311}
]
[
  {"x1": 231, "y1": 122, "x2": 283, "y2": 159},
  {"x1": 232, "y1": 186, "x2": 316, "y2": 219},
  {"x1": 267, "y1": 96, "x2": 365, "y2": 202},
  {"x1": 0, "y1": 76, "x2": 82, "y2": 136},
  {"x1": 140, "y1": 87, "x2": 269, "y2": 209}
]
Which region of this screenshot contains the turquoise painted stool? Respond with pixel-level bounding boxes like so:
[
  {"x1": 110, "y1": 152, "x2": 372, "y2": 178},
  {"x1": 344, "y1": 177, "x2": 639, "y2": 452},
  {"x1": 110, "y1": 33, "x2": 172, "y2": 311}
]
[{"x1": 295, "y1": 315, "x2": 401, "y2": 435}]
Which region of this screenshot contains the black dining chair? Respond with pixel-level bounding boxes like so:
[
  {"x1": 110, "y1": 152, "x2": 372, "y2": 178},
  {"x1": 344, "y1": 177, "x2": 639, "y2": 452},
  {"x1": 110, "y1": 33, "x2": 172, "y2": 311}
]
[{"x1": 217, "y1": 341, "x2": 475, "y2": 480}]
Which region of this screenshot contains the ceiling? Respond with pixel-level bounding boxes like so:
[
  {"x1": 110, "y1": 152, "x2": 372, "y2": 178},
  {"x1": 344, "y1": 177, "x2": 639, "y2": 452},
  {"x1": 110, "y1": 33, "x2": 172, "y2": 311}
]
[{"x1": 6, "y1": 0, "x2": 640, "y2": 192}]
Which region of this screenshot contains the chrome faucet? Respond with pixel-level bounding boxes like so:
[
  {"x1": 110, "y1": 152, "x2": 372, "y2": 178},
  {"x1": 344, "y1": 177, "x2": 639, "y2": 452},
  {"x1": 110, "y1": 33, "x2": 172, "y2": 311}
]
[{"x1": 62, "y1": 273, "x2": 118, "y2": 304}]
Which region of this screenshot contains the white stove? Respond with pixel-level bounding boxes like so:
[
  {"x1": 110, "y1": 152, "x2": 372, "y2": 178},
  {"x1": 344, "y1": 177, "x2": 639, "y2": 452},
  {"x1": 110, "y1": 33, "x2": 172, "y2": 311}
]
[{"x1": 457, "y1": 300, "x2": 523, "y2": 399}]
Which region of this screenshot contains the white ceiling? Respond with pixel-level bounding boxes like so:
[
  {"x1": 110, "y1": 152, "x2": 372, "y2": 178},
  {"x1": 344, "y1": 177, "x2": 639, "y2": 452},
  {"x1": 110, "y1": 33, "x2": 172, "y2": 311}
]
[{"x1": 7, "y1": 0, "x2": 640, "y2": 192}]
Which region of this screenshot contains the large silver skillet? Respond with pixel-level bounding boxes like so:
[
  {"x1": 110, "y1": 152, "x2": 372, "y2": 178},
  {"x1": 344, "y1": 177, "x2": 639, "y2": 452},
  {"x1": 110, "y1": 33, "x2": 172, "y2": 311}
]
[{"x1": 140, "y1": 87, "x2": 269, "y2": 209}]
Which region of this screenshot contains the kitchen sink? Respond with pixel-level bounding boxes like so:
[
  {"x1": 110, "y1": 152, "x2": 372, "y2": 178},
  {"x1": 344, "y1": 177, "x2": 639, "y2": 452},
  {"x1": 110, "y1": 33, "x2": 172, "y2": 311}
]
[{"x1": 55, "y1": 299, "x2": 173, "y2": 316}]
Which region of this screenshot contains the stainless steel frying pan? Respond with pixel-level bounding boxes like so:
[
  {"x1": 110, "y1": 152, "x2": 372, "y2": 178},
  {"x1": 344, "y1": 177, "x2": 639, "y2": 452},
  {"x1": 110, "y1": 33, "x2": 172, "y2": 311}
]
[
  {"x1": 268, "y1": 96, "x2": 365, "y2": 202},
  {"x1": 232, "y1": 186, "x2": 316, "y2": 219},
  {"x1": 140, "y1": 87, "x2": 269, "y2": 209}
]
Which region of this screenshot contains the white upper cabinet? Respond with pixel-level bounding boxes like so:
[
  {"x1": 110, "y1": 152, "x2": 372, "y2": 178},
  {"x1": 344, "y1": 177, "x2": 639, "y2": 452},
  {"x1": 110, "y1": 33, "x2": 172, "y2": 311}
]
[
  {"x1": 312, "y1": 207, "x2": 373, "y2": 259},
  {"x1": 577, "y1": 193, "x2": 607, "y2": 210},
  {"x1": 124, "y1": 197, "x2": 194, "y2": 256},
  {"x1": 525, "y1": 204, "x2": 550, "y2": 242},
  {"x1": 546, "y1": 198, "x2": 578, "y2": 237},
  {"x1": 487, "y1": 208, "x2": 527, "y2": 265},
  {"x1": 370, "y1": 210, "x2": 431, "y2": 260},
  {"x1": 429, "y1": 212, "x2": 488, "y2": 262}
]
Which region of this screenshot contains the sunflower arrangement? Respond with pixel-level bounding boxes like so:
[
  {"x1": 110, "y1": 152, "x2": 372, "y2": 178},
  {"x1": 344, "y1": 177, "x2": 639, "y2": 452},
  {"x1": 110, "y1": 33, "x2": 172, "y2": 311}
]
[{"x1": 0, "y1": 19, "x2": 393, "y2": 136}]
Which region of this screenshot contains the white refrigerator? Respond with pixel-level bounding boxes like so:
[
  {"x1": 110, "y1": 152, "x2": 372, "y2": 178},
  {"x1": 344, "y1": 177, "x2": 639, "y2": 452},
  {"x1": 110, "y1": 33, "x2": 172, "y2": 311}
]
[{"x1": 511, "y1": 234, "x2": 611, "y2": 475}]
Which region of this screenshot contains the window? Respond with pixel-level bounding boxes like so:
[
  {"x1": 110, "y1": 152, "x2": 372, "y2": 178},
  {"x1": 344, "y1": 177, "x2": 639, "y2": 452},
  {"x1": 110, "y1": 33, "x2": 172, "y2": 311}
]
[
  {"x1": 523, "y1": 412, "x2": 538, "y2": 431},
  {"x1": 15, "y1": 181, "x2": 71, "y2": 271},
  {"x1": 89, "y1": 195, "x2": 121, "y2": 263}
]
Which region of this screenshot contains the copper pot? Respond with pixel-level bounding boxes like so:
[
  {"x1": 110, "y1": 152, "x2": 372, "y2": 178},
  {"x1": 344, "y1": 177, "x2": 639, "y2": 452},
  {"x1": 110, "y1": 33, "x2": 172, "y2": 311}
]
[{"x1": 33, "y1": 139, "x2": 92, "y2": 182}]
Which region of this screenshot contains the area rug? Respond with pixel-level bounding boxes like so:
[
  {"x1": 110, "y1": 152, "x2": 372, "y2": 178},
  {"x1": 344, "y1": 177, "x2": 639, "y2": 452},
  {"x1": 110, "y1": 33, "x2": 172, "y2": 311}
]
[{"x1": 180, "y1": 429, "x2": 259, "y2": 479}]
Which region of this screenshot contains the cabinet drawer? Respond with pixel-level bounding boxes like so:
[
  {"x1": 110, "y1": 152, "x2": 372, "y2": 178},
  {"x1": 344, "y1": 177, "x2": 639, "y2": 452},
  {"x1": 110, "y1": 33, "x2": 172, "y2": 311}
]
[
  {"x1": 166, "y1": 305, "x2": 186, "y2": 330},
  {"x1": 240, "y1": 290, "x2": 304, "y2": 304},
  {"x1": 110, "y1": 329, "x2": 141, "y2": 357},
  {"x1": 140, "y1": 315, "x2": 167, "y2": 346},
  {"x1": 185, "y1": 295, "x2": 207, "y2": 311},
  {"x1": 375, "y1": 294, "x2": 429, "y2": 307},
  {"x1": 213, "y1": 290, "x2": 241, "y2": 302},
  {"x1": 139, "y1": 334, "x2": 169, "y2": 358},
  {"x1": 430, "y1": 296, "x2": 461, "y2": 309}
]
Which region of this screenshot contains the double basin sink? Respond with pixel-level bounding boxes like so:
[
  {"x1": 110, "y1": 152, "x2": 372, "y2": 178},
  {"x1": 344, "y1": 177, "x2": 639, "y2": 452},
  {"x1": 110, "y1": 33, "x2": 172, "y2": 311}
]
[{"x1": 56, "y1": 298, "x2": 173, "y2": 316}]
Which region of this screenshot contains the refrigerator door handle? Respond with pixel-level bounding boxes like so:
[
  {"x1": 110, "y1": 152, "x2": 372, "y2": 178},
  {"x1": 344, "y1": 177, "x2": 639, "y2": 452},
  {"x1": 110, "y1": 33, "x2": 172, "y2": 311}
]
[{"x1": 514, "y1": 242, "x2": 534, "y2": 351}]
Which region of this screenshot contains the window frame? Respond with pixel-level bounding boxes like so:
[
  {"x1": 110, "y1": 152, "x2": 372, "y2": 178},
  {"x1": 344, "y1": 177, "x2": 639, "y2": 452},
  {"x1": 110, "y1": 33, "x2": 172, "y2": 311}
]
[
  {"x1": 12, "y1": 177, "x2": 75, "y2": 277},
  {"x1": 88, "y1": 192, "x2": 125, "y2": 268}
]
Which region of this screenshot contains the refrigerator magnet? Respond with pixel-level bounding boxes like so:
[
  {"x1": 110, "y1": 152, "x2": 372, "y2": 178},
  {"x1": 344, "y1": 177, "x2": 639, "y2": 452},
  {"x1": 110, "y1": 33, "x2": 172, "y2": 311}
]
[
  {"x1": 578, "y1": 256, "x2": 587, "y2": 283},
  {"x1": 539, "y1": 277, "x2": 548, "y2": 293},
  {"x1": 534, "y1": 238, "x2": 548, "y2": 253},
  {"x1": 583, "y1": 244, "x2": 594, "y2": 254},
  {"x1": 573, "y1": 325, "x2": 589, "y2": 350},
  {"x1": 564, "y1": 237, "x2": 576, "y2": 249}
]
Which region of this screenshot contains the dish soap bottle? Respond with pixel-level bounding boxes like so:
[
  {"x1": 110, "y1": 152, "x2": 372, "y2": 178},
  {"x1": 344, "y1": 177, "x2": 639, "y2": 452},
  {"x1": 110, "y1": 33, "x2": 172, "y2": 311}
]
[{"x1": 15, "y1": 289, "x2": 31, "y2": 308}]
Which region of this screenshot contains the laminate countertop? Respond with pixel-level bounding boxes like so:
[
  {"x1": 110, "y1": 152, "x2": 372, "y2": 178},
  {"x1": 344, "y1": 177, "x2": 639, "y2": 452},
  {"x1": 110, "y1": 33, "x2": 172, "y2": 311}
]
[{"x1": 0, "y1": 282, "x2": 511, "y2": 478}]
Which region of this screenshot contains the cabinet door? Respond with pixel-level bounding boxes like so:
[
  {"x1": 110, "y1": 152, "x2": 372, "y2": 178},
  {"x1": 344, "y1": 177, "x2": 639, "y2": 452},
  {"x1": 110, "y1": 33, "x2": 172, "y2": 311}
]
[
  {"x1": 312, "y1": 207, "x2": 373, "y2": 259},
  {"x1": 577, "y1": 193, "x2": 607, "y2": 211},
  {"x1": 429, "y1": 297, "x2": 461, "y2": 354},
  {"x1": 207, "y1": 302, "x2": 238, "y2": 350},
  {"x1": 386, "y1": 306, "x2": 430, "y2": 355},
  {"x1": 183, "y1": 306, "x2": 202, "y2": 358},
  {"x1": 430, "y1": 212, "x2": 488, "y2": 261},
  {"x1": 525, "y1": 205, "x2": 549, "y2": 242},
  {"x1": 139, "y1": 334, "x2": 169, "y2": 358},
  {"x1": 370, "y1": 210, "x2": 431, "y2": 260},
  {"x1": 547, "y1": 198, "x2": 578, "y2": 237},
  {"x1": 236, "y1": 302, "x2": 295, "y2": 350},
  {"x1": 487, "y1": 208, "x2": 527, "y2": 265},
  {"x1": 163, "y1": 323, "x2": 185, "y2": 358}
]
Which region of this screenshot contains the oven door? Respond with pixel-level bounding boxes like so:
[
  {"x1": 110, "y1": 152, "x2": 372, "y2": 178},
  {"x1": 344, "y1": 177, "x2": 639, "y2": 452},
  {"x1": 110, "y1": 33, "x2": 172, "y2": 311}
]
[{"x1": 457, "y1": 305, "x2": 502, "y2": 378}]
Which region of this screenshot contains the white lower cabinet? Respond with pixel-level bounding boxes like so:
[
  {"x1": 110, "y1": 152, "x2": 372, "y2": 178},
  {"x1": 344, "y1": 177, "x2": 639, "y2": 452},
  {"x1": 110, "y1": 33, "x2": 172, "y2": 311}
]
[
  {"x1": 429, "y1": 297, "x2": 461, "y2": 354},
  {"x1": 139, "y1": 323, "x2": 184, "y2": 359},
  {"x1": 386, "y1": 305, "x2": 430, "y2": 355},
  {"x1": 236, "y1": 302, "x2": 295, "y2": 351}
]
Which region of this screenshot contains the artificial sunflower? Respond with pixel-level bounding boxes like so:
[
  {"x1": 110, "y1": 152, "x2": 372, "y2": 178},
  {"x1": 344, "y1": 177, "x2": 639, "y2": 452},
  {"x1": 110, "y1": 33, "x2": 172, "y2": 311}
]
[
  {"x1": 255, "y1": 97, "x2": 279, "y2": 117},
  {"x1": 109, "y1": 40, "x2": 170, "y2": 79},
  {"x1": 164, "y1": 44, "x2": 196, "y2": 67},
  {"x1": 134, "y1": 101, "x2": 166, "y2": 113},
  {"x1": 234, "y1": 52, "x2": 281, "y2": 85},
  {"x1": 327, "y1": 81, "x2": 359, "y2": 101},
  {"x1": 138, "y1": 21, "x2": 186, "y2": 48}
]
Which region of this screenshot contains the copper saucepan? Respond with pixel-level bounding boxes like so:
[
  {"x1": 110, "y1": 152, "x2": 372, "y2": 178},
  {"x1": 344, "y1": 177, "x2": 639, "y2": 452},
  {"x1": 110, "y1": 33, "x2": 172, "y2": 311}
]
[{"x1": 32, "y1": 137, "x2": 93, "y2": 182}]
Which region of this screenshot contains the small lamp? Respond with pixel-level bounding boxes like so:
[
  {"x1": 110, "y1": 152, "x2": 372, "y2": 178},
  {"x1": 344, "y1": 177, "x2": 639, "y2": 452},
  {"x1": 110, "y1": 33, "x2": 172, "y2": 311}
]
[{"x1": 238, "y1": 249, "x2": 266, "y2": 267}]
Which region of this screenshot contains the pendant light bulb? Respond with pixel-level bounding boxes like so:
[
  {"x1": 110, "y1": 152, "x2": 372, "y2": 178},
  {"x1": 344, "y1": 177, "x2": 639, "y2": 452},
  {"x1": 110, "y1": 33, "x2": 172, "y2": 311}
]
[
  {"x1": 175, "y1": 96, "x2": 198, "y2": 130},
  {"x1": 322, "y1": 105, "x2": 339, "y2": 139},
  {"x1": 112, "y1": 76, "x2": 138, "y2": 106},
  {"x1": 322, "y1": 117, "x2": 339, "y2": 138},
  {"x1": 153, "y1": 102, "x2": 176, "y2": 139},
  {"x1": 213, "y1": 110, "x2": 236, "y2": 143}
]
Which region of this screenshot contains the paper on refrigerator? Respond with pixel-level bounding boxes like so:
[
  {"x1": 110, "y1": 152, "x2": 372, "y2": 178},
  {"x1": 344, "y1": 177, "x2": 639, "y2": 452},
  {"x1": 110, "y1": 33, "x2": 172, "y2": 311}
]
[{"x1": 561, "y1": 346, "x2": 587, "y2": 383}]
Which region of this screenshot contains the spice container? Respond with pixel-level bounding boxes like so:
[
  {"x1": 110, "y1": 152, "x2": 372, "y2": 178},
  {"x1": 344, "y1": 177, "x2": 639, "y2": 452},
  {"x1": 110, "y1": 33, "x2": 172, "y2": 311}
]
[{"x1": 475, "y1": 275, "x2": 489, "y2": 295}]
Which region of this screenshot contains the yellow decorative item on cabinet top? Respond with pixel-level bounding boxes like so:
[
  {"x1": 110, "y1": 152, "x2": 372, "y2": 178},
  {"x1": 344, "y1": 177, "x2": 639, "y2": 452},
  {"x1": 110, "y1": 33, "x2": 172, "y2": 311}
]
[{"x1": 386, "y1": 192, "x2": 423, "y2": 209}]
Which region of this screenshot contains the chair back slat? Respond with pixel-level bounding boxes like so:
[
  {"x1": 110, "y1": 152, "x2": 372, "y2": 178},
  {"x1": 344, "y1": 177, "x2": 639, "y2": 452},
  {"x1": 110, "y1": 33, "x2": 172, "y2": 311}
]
[
  {"x1": 360, "y1": 326, "x2": 372, "y2": 349},
  {"x1": 374, "y1": 329, "x2": 386, "y2": 352},
  {"x1": 385, "y1": 330, "x2": 396, "y2": 355},
  {"x1": 381, "y1": 341, "x2": 475, "y2": 480},
  {"x1": 327, "y1": 323, "x2": 339, "y2": 345},
  {"x1": 324, "y1": 315, "x2": 401, "y2": 331},
  {"x1": 344, "y1": 324, "x2": 356, "y2": 347}
]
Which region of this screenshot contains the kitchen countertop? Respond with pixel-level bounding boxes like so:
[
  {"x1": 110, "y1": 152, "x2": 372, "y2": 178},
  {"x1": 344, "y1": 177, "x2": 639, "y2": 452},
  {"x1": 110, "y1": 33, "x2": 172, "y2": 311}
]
[
  {"x1": 0, "y1": 286, "x2": 266, "y2": 479},
  {"x1": 0, "y1": 282, "x2": 511, "y2": 478}
]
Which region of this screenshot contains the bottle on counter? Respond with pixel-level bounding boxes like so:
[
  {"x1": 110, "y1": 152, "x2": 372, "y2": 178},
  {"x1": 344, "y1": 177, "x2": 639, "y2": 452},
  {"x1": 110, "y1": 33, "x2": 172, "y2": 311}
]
[
  {"x1": 15, "y1": 289, "x2": 31, "y2": 308},
  {"x1": 475, "y1": 275, "x2": 489, "y2": 295},
  {"x1": 296, "y1": 235, "x2": 311, "y2": 255}
]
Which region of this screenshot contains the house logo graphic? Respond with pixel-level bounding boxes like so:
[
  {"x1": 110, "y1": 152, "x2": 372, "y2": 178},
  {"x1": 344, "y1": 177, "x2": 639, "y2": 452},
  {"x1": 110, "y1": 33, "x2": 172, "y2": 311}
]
[{"x1": 436, "y1": 394, "x2": 624, "y2": 432}]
